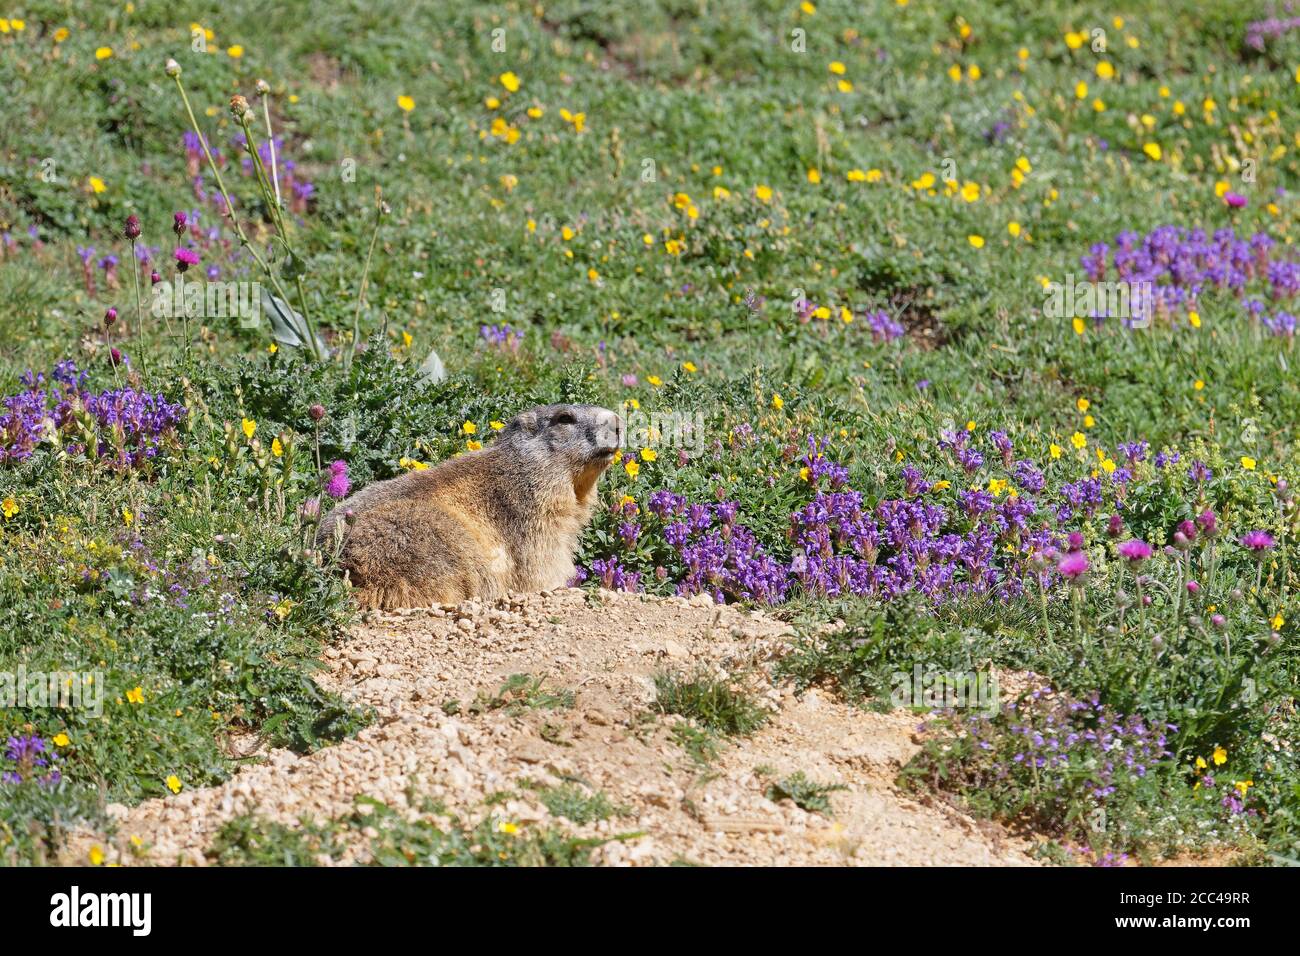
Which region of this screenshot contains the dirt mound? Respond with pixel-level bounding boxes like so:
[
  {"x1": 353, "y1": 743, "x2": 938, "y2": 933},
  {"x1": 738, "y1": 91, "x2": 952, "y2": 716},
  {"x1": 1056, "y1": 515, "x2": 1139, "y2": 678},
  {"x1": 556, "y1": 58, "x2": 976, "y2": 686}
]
[{"x1": 72, "y1": 589, "x2": 1037, "y2": 866}]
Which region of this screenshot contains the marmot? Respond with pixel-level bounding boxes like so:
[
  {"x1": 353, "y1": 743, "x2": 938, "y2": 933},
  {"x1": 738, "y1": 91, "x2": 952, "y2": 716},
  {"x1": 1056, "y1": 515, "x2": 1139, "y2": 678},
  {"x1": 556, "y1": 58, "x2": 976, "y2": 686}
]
[{"x1": 318, "y1": 403, "x2": 622, "y2": 609}]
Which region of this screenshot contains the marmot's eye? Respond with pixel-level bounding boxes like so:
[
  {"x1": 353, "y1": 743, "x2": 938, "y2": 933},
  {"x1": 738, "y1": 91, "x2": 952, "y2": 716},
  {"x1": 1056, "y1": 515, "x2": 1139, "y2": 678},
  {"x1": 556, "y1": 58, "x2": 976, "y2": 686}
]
[{"x1": 551, "y1": 412, "x2": 578, "y2": 426}]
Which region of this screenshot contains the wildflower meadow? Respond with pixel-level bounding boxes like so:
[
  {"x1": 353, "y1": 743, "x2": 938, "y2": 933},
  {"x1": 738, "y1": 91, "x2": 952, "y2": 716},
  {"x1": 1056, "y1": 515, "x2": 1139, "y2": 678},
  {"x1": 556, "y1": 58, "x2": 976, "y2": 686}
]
[{"x1": 1, "y1": 0, "x2": 1300, "y2": 880}]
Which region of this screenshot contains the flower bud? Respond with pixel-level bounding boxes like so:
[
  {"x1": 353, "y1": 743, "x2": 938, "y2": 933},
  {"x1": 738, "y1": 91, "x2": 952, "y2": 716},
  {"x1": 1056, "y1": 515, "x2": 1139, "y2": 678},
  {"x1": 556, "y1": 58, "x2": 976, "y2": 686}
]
[
  {"x1": 230, "y1": 94, "x2": 252, "y2": 119},
  {"x1": 1186, "y1": 579, "x2": 1200, "y2": 594},
  {"x1": 173, "y1": 211, "x2": 188, "y2": 236},
  {"x1": 255, "y1": 78, "x2": 271, "y2": 96},
  {"x1": 104, "y1": 307, "x2": 118, "y2": 328},
  {"x1": 1211, "y1": 614, "x2": 1226, "y2": 629},
  {"x1": 1151, "y1": 635, "x2": 1165, "y2": 653},
  {"x1": 123, "y1": 215, "x2": 141, "y2": 241},
  {"x1": 309, "y1": 403, "x2": 326, "y2": 422},
  {"x1": 165, "y1": 58, "x2": 182, "y2": 77},
  {"x1": 150, "y1": 270, "x2": 162, "y2": 285}
]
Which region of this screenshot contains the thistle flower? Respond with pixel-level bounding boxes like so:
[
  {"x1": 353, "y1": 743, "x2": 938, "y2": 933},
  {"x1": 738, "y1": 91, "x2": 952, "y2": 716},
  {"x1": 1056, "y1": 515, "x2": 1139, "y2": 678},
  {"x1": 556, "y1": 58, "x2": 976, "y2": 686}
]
[
  {"x1": 325, "y1": 460, "x2": 350, "y2": 499},
  {"x1": 174, "y1": 248, "x2": 200, "y2": 272},
  {"x1": 1058, "y1": 551, "x2": 1089, "y2": 581},
  {"x1": 308, "y1": 404, "x2": 326, "y2": 422},
  {"x1": 172, "y1": 211, "x2": 188, "y2": 236},
  {"x1": 1117, "y1": 538, "x2": 1152, "y2": 563},
  {"x1": 1240, "y1": 530, "x2": 1276, "y2": 552},
  {"x1": 104, "y1": 307, "x2": 118, "y2": 328},
  {"x1": 123, "y1": 215, "x2": 141, "y2": 241}
]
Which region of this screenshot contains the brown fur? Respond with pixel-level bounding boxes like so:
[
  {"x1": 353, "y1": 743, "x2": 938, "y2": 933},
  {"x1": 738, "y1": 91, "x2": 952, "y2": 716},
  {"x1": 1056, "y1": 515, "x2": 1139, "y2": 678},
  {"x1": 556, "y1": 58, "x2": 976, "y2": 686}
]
[{"x1": 318, "y1": 403, "x2": 621, "y2": 609}]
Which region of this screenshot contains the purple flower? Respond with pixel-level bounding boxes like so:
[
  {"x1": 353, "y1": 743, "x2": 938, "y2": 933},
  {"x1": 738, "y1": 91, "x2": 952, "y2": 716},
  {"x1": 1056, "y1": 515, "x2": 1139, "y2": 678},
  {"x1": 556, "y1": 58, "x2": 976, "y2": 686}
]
[
  {"x1": 1240, "y1": 530, "x2": 1275, "y2": 552},
  {"x1": 1058, "y1": 551, "x2": 1089, "y2": 580},
  {"x1": 1116, "y1": 539, "x2": 1152, "y2": 563},
  {"x1": 325, "y1": 460, "x2": 351, "y2": 499},
  {"x1": 174, "y1": 247, "x2": 200, "y2": 272}
]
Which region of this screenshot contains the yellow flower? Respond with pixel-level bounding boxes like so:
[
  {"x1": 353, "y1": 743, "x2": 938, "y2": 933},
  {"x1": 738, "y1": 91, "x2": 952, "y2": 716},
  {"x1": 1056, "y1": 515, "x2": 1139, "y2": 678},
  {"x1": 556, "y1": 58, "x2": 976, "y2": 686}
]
[
  {"x1": 587, "y1": 268, "x2": 600, "y2": 283},
  {"x1": 1271, "y1": 613, "x2": 1285, "y2": 630},
  {"x1": 1213, "y1": 746, "x2": 1228, "y2": 766},
  {"x1": 89, "y1": 846, "x2": 105, "y2": 865},
  {"x1": 1189, "y1": 310, "x2": 1201, "y2": 328},
  {"x1": 271, "y1": 437, "x2": 283, "y2": 457},
  {"x1": 829, "y1": 61, "x2": 846, "y2": 75},
  {"x1": 227, "y1": 45, "x2": 244, "y2": 58},
  {"x1": 490, "y1": 420, "x2": 506, "y2": 430},
  {"x1": 126, "y1": 686, "x2": 145, "y2": 704},
  {"x1": 911, "y1": 172, "x2": 936, "y2": 190},
  {"x1": 397, "y1": 95, "x2": 415, "y2": 112},
  {"x1": 242, "y1": 418, "x2": 256, "y2": 439},
  {"x1": 1241, "y1": 456, "x2": 1257, "y2": 471},
  {"x1": 1072, "y1": 317, "x2": 1086, "y2": 335},
  {"x1": 755, "y1": 185, "x2": 772, "y2": 202},
  {"x1": 682, "y1": 361, "x2": 697, "y2": 373},
  {"x1": 1084, "y1": 415, "x2": 1095, "y2": 428},
  {"x1": 54, "y1": 27, "x2": 69, "y2": 42},
  {"x1": 960, "y1": 181, "x2": 980, "y2": 202},
  {"x1": 88, "y1": 176, "x2": 106, "y2": 194},
  {"x1": 1, "y1": 496, "x2": 17, "y2": 519},
  {"x1": 1234, "y1": 780, "x2": 1253, "y2": 797},
  {"x1": 967, "y1": 234, "x2": 985, "y2": 249},
  {"x1": 53, "y1": 733, "x2": 70, "y2": 747},
  {"x1": 498, "y1": 820, "x2": 520, "y2": 834},
  {"x1": 560, "y1": 226, "x2": 575, "y2": 241},
  {"x1": 947, "y1": 64, "x2": 962, "y2": 82},
  {"x1": 799, "y1": 466, "x2": 811, "y2": 482},
  {"x1": 1007, "y1": 221, "x2": 1021, "y2": 237},
  {"x1": 772, "y1": 393, "x2": 784, "y2": 410},
  {"x1": 499, "y1": 71, "x2": 520, "y2": 92},
  {"x1": 800, "y1": 1, "x2": 816, "y2": 13},
  {"x1": 95, "y1": 46, "x2": 113, "y2": 60},
  {"x1": 1143, "y1": 142, "x2": 1162, "y2": 161},
  {"x1": 1074, "y1": 81, "x2": 1088, "y2": 100},
  {"x1": 624, "y1": 460, "x2": 640, "y2": 479},
  {"x1": 1194, "y1": 379, "x2": 1205, "y2": 391},
  {"x1": 640, "y1": 448, "x2": 657, "y2": 462},
  {"x1": 1071, "y1": 432, "x2": 1086, "y2": 450},
  {"x1": 1065, "y1": 31, "x2": 1085, "y2": 50},
  {"x1": 1049, "y1": 443, "x2": 1062, "y2": 459},
  {"x1": 166, "y1": 774, "x2": 182, "y2": 794},
  {"x1": 122, "y1": 507, "x2": 133, "y2": 526},
  {"x1": 1076, "y1": 397, "x2": 1090, "y2": 413},
  {"x1": 647, "y1": 375, "x2": 663, "y2": 387},
  {"x1": 461, "y1": 421, "x2": 477, "y2": 435},
  {"x1": 932, "y1": 480, "x2": 951, "y2": 491},
  {"x1": 466, "y1": 440, "x2": 483, "y2": 451},
  {"x1": 485, "y1": 96, "x2": 501, "y2": 110},
  {"x1": 967, "y1": 64, "x2": 981, "y2": 80},
  {"x1": 807, "y1": 168, "x2": 821, "y2": 184},
  {"x1": 1095, "y1": 61, "x2": 1114, "y2": 79}
]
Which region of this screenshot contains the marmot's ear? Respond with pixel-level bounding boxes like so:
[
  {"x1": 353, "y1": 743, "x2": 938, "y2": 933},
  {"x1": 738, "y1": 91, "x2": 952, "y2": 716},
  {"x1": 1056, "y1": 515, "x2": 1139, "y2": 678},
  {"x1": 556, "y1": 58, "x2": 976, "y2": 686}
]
[{"x1": 512, "y1": 409, "x2": 541, "y2": 435}]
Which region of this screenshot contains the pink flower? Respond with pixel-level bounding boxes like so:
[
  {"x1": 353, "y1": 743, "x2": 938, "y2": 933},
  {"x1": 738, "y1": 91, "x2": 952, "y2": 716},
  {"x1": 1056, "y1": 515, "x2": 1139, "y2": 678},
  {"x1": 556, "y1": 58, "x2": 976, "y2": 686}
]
[
  {"x1": 1058, "y1": 551, "x2": 1089, "y2": 580},
  {"x1": 1240, "y1": 530, "x2": 1275, "y2": 552},
  {"x1": 325, "y1": 460, "x2": 350, "y2": 499},
  {"x1": 1117, "y1": 538, "x2": 1152, "y2": 563},
  {"x1": 1224, "y1": 192, "x2": 1248, "y2": 208},
  {"x1": 174, "y1": 247, "x2": 200, "y2": 272}
]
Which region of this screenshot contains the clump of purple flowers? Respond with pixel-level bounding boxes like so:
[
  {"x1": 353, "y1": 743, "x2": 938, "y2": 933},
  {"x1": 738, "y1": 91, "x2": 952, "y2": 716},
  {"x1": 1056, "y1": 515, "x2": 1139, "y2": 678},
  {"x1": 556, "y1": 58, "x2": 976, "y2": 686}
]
[
  {"x1": 2, "y1": 735, "x2": 60, "y2": 787},
  {"x1": 480, "y1": 323, "x2": 525, "y2": 353},
  {"x1": 1078, "y1": 226, "x2": 1300, "y2": 334},
  {"x1": 2, "y1": 361, "x2": 186, "y2": 471},
  {"x1": 914, "y1": 687, "x2": 1175, "y2": 858}
]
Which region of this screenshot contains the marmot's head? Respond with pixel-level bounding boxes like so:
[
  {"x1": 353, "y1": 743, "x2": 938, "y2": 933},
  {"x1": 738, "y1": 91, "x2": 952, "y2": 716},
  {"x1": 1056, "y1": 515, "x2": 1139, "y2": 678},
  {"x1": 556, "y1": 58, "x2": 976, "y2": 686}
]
[{"x1": 495, "y1": 403, "x2": 623, "y2": 501}]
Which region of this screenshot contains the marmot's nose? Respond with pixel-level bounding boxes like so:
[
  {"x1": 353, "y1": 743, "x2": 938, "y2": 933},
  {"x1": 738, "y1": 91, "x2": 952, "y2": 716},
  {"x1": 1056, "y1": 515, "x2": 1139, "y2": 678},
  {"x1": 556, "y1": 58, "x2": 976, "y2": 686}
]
[{"x1": 592, "y1": 408, "x2": 623, "y2": 453}]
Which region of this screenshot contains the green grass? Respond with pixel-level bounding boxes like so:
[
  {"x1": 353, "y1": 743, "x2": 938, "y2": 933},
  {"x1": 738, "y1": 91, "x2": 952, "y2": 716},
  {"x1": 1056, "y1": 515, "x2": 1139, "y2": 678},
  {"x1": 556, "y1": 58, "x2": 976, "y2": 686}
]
[
  {"x1": 3, "y1": 0, "x2": 1300, "y2": 865},
  {"x1": 763, "y1": 770, "x2": 848, "y2": 816}
]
